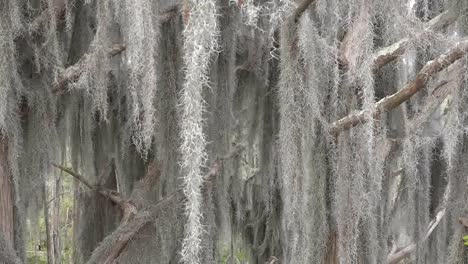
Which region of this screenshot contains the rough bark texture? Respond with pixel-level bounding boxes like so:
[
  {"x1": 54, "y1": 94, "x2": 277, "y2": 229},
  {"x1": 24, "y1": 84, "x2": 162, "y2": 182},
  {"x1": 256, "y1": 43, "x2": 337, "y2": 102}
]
[
  {"x1": 0, "y1": 233, "x2": 21, "y2": 264},
  {"x1": 0, "y1": 140, "x2": 14, "y2": 247}
]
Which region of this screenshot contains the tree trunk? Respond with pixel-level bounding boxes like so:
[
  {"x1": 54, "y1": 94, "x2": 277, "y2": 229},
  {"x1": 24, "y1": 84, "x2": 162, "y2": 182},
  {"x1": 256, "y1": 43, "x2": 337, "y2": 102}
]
[
  {"x1": 325, "y1": 231, "x2": 339, "y2": 264},
  {"x1": 0, "y1": 137, "x2": 21, "y2": 263},
  {"x1": 53, "y1": 175, "x2": 62, "y2": 264},
  {"x1": 44, "y1": 184, "x2": 55, "y2": 264},
  {"x1": 0, "y1": 139, "x2": 15, "y2": 249}
]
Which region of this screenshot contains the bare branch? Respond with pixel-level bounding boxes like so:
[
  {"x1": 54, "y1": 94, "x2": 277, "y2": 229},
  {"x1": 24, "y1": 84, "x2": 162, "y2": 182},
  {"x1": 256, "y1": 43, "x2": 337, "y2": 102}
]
[
  {"x1": 330, "y1": 39, "x2": 468, "y2": 135},
  {"x1": 52, "y1": 163, "x2": 94, "y2": 190}
]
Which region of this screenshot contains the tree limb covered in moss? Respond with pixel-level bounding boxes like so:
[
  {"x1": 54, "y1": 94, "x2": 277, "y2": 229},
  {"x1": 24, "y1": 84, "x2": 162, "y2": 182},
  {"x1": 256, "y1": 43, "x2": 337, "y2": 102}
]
[
  {"x1": 408, "y1": 79, "x2": 454, "y2": 134},
  {"x1": 55, "y1": 145, "x2": 244, "y2": 263},
  {"x1": 387, "y1": 207, "x2": 446, "y2": 264},
  {"x1": 387, "y1": 184, "x2": 451, "y2": 263},
  {"x1": 52, "y1": 163, "x2": 137, "y2": 223},
  {"x1": 339, "y1": 8, "x2": 459, "y2": 71},
  {"x1": 292, "y1": 0, "x2": 318, "y2": 22},
  {"x1": 51, "y1": 44, "x2": 126, "y2": 94},
  {"x1": 87, "y1": 180, "x2": 205, "y2": 263},
  {"x1": 49, "y1": 0, "x2": 317, "y2": 98},
  {"x1": 53, "y1": 159, "x2": 163, "y2": 264},
  {"x1": 330, "y1": 39, "x2": 468, "y2": 135},
  {"x1": 86, "y1": 193, "x2": 179, "y2": 264},
  {"x1": 372, "y1": 9, "x2": 459, "y2": 71},
  {"x1": 28, "y1": 2, "x2": 66, "y2": 34},
  {"x1": 88, "y1": 147, "x2": 243, "y2": 263}
]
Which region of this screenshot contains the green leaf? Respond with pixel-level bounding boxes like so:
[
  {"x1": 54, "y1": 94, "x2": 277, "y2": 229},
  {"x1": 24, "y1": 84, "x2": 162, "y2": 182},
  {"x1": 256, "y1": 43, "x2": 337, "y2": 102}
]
[
  {"x1": 463, "y1": 235, "x2": 468, "y2": 241},
  {"x1": 464, "y1": 241, "x2": 468, "y2": 246}
]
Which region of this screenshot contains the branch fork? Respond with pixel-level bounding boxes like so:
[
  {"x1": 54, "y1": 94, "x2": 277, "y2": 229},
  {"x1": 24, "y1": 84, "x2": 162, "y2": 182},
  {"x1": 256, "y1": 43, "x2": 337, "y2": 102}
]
[{"x1": 52, "y1": 145, "x2": 244, "y2": 263}]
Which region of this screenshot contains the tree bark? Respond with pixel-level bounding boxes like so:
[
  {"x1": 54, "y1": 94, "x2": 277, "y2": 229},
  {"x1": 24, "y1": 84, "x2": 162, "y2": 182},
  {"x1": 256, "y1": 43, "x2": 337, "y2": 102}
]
[
  {"x1": 325, "y1": 231, "x2": 339, "y2": 264},
  {"x1": 44, "y1": 184, "x2": 55, "y2": 264},
  {"x1": 0, "y1": 232, "x2": 21, "y2": 264},
  {"x1": 0, "y1": 139, "x2": 15, "y2": 249},
  {"x1": 52, "y1": 175, "x2": 62, "y2": 264}
]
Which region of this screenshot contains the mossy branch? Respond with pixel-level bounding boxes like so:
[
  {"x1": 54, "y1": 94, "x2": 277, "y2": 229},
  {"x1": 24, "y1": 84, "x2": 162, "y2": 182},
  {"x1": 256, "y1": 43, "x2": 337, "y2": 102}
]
[
  {"x1": 55, "y1": 146, "x2": 243, "y2": 263},
  {"x1": 52, "y1": 163, "x2": 137, "y2": 222},
  {"x1": 387, "y1": 185, "x2": 450, "y2": 264},
  {"x1": 292, "y1": 0, "x2": 318, "y2": 23},
  {"x1": 386, "y1": 207, "x2": 446, "y2": 264},
  {"x1": 372, "y1": 9, "x2": 459, "y2": 71},
  {"x1": 330, "y1": 39, "x2": 468, "y2": 135},
  {"x1": 51, "y1": 44, "x2": 126, "y2": 94}
]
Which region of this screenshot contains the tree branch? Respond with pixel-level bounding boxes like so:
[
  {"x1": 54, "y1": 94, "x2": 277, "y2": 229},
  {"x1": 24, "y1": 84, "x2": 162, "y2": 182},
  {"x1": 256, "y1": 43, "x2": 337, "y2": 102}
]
[
  {"x1": 51, "y1": 44, "x2": 126, "y2": 94},
  {"x1": 407, "y1": 79, "x2": 453, "y2": 134},
  {"x1": 387, "y1": 185, "x2": 450, "y2": 264},
  {"x1": 86, "y1": 193, "x2": 179, "y2": 264},
  {"x1": 84, "y1": 146, "x2": 244, "y2": 263},
  {"x1": 292, "y1": 0, "x2": 318, "y2": 23},
  {"x1": 52, "y1": 163, "x2": 94, "y2": 190},
  {"x1": 330, "y1": 39, "x2": 468, "y2": 135},
  {"x1": 51, "y1": 0, "x2": 316, "y2": 97},
  {"x1": 387, "y1": 207, "x2": 446, "y2": 264},
  {"x1": 372, "y1": 10, "x2": 459, "y2": 71},
  {"x1": 29, "y1": 3, "x2": 66, "y2": 34},
  {"x1": 52, "y1": 147, "x2": 244, "y2": 263},
  {"x1": 52, "y1": 163, "x2": 136, "y2": 222}
]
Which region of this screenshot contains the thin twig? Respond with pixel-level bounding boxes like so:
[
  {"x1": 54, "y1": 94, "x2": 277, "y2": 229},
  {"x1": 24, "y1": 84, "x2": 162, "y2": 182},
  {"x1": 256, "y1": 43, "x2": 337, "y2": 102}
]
[
  {"x1": 52, "y1": 163, "x2": 135, "y2": 220},
  {"x1": 52, "y1": 163, "x2": 94, "y2": 190}
]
